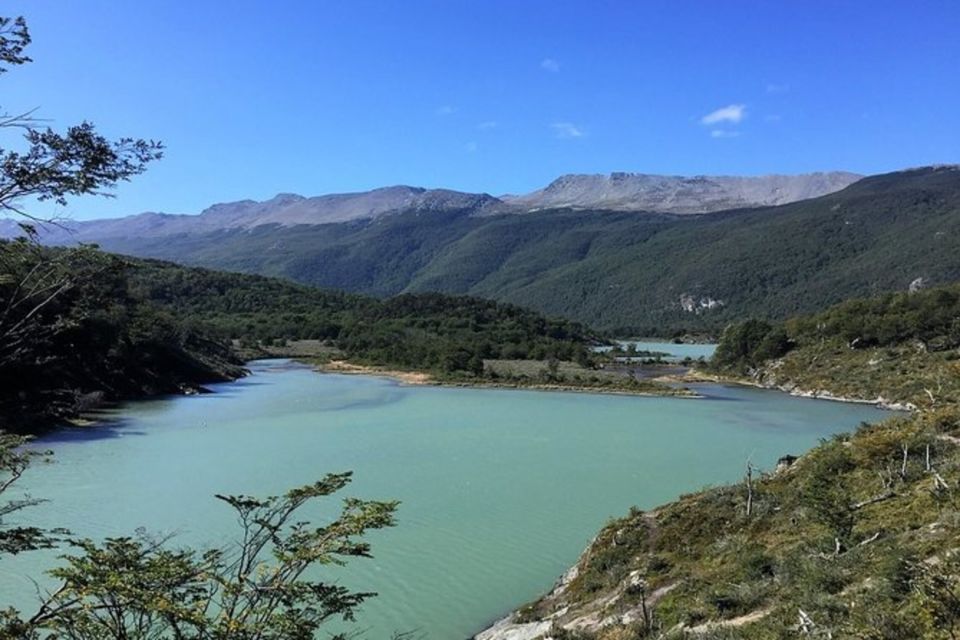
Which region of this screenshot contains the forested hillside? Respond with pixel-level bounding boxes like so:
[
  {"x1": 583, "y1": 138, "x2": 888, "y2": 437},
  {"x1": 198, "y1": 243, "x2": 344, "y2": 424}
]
[
  {"x1": 0, "y1": 240, "x2": 599, "y2": 432},
  {"x1": 0, "y1": 239, "x2": 245, "y2": 433},
  {"x1": 712, "y1": 281, "x2": 960, "y2": 408},
  {"x1": 81, "y1": 166, "x2": 960, "y2": 334}
]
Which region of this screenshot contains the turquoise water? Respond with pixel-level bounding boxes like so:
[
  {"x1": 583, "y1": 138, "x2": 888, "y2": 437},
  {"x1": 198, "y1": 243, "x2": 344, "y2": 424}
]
[
  {"x1": 626, "y1": 340, "x2": 717, "y2": 361},
  {"x1": 2, "y1": 358, "x2": 889, "y2": 638},
  {"x1": 595, "y1": 341, "x2": 717, "y2": 361}
]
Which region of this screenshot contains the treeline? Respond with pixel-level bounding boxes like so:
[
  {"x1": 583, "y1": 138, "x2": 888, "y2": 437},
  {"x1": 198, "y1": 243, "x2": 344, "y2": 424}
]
[
  {"x1": 1, "y1": 242, "x2": 601, "y2": 431},
  {"x1": 128, "y1": 258, "x2": 600, "y2": 372},
  {"x1": 0, "y1": 239, "x2": 245, "y2": 432},
  {"x1": 712, "y1": 282, "x2": 960, "y2": 372}
]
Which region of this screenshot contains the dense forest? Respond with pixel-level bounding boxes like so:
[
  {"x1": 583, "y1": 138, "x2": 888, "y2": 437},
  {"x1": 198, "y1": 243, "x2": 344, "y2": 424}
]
[
  {"x1": 713, "y1": 282, "x2": 960, "y2": 374},
  {"x1": 0, "y1": 238, "x2": 245, "y2": 432},
  {"x1": 0, "y1": 239, "x2": 601, "y2": 433},
  {"x1": 80, "y1": 166, "x2": 960, "y2": 334}
]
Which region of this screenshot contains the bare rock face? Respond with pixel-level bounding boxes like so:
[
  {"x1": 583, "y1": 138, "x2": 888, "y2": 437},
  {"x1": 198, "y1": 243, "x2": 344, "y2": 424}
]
[
  {"x1": 8, "y1": 187, "x2": 507, "y2": 243},
  {"x1": 679, "y1": 294, "x2": 725, "y2": 313},
  {"x1": 504, "y1": 171, "x2": 863, "y2": 214}
]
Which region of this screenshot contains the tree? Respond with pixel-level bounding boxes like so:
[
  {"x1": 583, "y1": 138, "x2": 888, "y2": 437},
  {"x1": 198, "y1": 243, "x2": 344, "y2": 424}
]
[
  {"x1": 1, "y1": 14, "x2": 162, "y2": 224},
  {"x1": 1, "y1": 13, "x2": 165, "y2": 427},
  {"x1": 0, "y1": 432, "x2": 65, "y2": 556},
  {"x1": 0, "y1": 434, "x2": 398, "y2": 639}
]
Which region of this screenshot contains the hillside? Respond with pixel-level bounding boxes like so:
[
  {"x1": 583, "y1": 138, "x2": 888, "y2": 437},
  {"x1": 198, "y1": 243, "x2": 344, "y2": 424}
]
[
  {"x1": 477, "y1": 284, "x2": 960, "y2": 639},
  {"x1": 0, "y1": 240, "x2": 246, "y2": 433},
  {"x1": 0, "y1": 240, "x2": 603, "y2": 432},
  {"x1": 710, "y1": 280, "x2": 960, "y2": 409},
  {"x1": 52, "y1": 166, "x2": 960, "y2": 334}
]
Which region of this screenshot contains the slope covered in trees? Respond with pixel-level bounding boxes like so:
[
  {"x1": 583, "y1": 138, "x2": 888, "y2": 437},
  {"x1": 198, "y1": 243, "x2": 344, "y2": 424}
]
[
  {"x1": 711, "y1": 281, "x2": 960, "y2": 408},
  {"x1": 0, "y1": 241, "x2": 601, "y2": 433},
  {"x1": 74, "y1": 166, "x2": 960, "y2": 334}
]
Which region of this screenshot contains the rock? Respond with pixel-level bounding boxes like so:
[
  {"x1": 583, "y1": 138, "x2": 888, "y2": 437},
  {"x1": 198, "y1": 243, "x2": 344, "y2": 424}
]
[
  {"x1": 776, "y1": 455, "x2": 798, "y2": 472},
  {"x1": 474, "y1": 616, "x2": 553, "y2": 640},
  {"x1": 909, "y1": 277, "x2": 926, "y2": 293}
]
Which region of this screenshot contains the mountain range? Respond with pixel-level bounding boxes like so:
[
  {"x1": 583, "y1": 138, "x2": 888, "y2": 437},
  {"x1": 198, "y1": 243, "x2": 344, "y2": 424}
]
[
  {"x1": 5, "y1": 166, "x2": 959, "y2": 334},
  {"x1": 3, "y1": 171, "x2": 860, "y2": 243}
]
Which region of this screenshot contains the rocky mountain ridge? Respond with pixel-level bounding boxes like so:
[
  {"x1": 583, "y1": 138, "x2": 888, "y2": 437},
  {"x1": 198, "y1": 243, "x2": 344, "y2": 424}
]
[
  {"x1": 1, "y1": 171, "x2": 862, "y2": 242},
  {"x1": 503, "y1": 171, "x2": 863, "y2": 213}
]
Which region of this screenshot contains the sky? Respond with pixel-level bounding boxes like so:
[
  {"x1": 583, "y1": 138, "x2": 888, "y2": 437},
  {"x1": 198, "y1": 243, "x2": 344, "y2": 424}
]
[{"x1": 3, "y1": 0, "x2": 959, "y2": 220}]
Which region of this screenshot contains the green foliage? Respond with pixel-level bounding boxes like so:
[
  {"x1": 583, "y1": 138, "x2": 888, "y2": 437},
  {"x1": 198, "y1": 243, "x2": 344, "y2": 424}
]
[
  {"x1": 1, "y1": 239, "x2": 603, "y2": 432},
  {"x1": 0, "y1": 463, "x2": 397, "y2": 640},
  {"x1": 712, "y1": 319, "x2": 792, "y2": 373},
  {"x1": 127, "y1": 258, "x2": 600, "y2": 376},
  {"x1": 789, "y1": 284, "x2": 960, "y2": 351},
  {"x1": 801, "y1": 443, "x2": 857, "y2": 547},
  {"x1": 710, "y1": 280, "x2": 960, "y2": 407},
  {"x1": 0, "y1": 239, "x2": 244, "y2": 432},
  {"x1": 0, "y1": 433, "x2": 65, "y2": 556},
  {"x1": 1, "y1": 14, "x2": 162, "y2": 222}
]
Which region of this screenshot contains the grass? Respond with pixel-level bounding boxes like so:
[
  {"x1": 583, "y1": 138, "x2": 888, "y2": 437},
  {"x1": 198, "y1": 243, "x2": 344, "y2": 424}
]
[{"x1": 507, "y1": 408, "x2": 960, "y2": 639}]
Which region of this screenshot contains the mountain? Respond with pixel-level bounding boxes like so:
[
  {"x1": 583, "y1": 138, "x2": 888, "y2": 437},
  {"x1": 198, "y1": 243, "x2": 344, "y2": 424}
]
[
  {"x1": 502, "y1": 171, "x2": 862, "y2": 213},
  {"x1": 1, "y1": 186, "x2": 507, "y2": 244},
  {"x1": 6, "y1": 166, "x2": 960, "y2": 334},
  {"x1": 0, "y1": 171, "x2": 859, "y2": 244}
]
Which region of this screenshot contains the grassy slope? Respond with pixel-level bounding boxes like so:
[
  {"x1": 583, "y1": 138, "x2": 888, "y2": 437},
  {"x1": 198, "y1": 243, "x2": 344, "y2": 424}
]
[
  {"x1": 95, "y1": 167, "x2": 960, "y2": 333},
  {"x1": 483, "y1": 285, "x2": 960, "y2": 639}
]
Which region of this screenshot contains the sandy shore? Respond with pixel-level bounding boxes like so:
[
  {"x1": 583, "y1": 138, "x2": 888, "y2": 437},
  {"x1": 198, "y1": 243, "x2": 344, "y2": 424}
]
[
  {"x1": 313, "y1": 360, "x2": 697, "y2": 397},
  {"x1": 316, "y1": 360, "x2": 434, "y2": 384}
]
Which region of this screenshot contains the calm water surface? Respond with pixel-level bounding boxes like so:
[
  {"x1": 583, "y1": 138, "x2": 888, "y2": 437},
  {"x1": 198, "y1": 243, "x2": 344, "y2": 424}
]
[
  {"x1": 595, "y1": 341, "x2": 717, "y2": 361},
  {"x1": 2, "y1": 355, "x2": 889, "y2": 638}
]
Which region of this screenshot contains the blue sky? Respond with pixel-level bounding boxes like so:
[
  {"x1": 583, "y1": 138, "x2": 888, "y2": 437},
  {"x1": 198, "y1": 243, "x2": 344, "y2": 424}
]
[{"x1": 4, "y1": 0, "x2": 959, "y2": 219}]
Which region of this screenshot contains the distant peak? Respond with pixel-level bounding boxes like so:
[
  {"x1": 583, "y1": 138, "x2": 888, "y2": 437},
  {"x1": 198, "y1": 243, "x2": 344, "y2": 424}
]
[
  {"x1": 269, "y1": 192, "x2": 306, "y2": 202},
  {"x1": 508, "y1": 171, "x2": 864, "y2": 214}
]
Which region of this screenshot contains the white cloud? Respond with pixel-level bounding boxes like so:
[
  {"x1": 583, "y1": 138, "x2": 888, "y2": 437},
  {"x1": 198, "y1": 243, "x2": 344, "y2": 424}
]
[
  {"x1": 551, "y1": 122, "x2": 584, "y2": 139},
  {"x1": 701, "y1": 104, "x2": 746, "y2": 125},
  {"x1": 477, "y1": 121, "x2": 498, "y2": 130},
  {"x1": 465, "y1": 141, "x2": 478, "y2": 153},
  {"x1": 435, "y1": 105, "x2": 456, "y2": 116},
  {"x1": 710, "y1": 129, "x2": 741, "y2": 138},
  {"x1": 766, "y1": 83, "x2": 790, "y2": 94},
  {"x1": 541, "y1": 58, "x2": 560, "y2": 73}
]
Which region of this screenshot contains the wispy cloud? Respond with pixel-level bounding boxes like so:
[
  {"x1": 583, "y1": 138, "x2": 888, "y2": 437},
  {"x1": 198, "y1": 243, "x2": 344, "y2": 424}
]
[
  {"x1": 541, "y1": 58, "x2": 560, "y2": 73},
  {"x1": 477, "y1": 121, "x2": 498, "y2": 130},
  {"x1": 551, "y1": 122, "x2": 584, "y2": 139},
  {"x1": 700, "y1": 104, "x2": 746, "y2": 125},
  {"x1": 766, "y1": 83, "x2": 790, "y2": 94},
  {"x1": 710, "y1": 129, "x2": 741, "y2": 139},
  {"x1": 465, "y1": 141, "x2": 478, "y2": 153},
  {"x1": 435, "y1": 105, "x2": 456, "y2": 116}
]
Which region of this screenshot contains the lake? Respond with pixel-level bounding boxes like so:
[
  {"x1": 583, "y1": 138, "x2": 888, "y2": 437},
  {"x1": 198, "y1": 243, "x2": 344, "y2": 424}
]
[
  {"x1": 1, "y1": 356, "x2": 890, "y2": 638},
  {"x1": 594, "y1": 340, "x2": 717, "y2": 362}
]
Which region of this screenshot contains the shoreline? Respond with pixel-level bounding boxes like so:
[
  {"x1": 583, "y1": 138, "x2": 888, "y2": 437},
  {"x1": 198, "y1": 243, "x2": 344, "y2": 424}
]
[
  {"x1": 311, "y1": 360, "x2": 699, "y2": 398},
  {"x1": 470, "y1": 372, "x2": 910, "y2": 640},
  {"x1": 673, "y1": 369, "x2": 916, "y2": 412}
]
